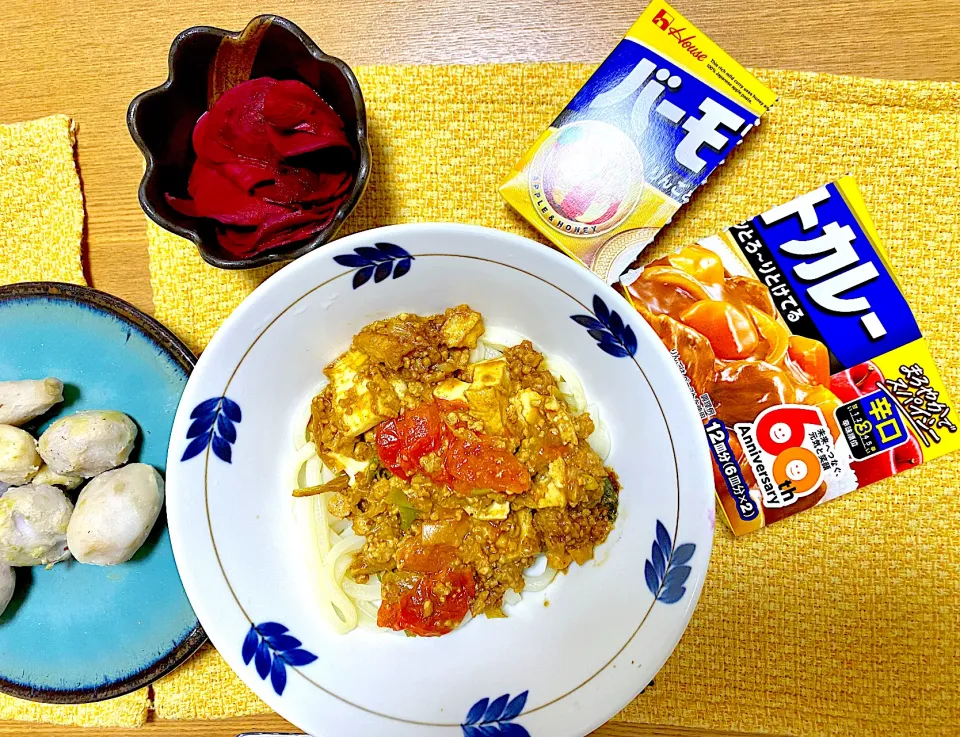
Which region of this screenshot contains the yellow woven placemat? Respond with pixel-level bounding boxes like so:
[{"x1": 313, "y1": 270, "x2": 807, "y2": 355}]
[
  {"x1": 0, "y1": 114, "x2": 148, "y2": 727},
  {"x1": 0, "y1": 115, "x2": 86, "y2": 287},
  {"x1": 148, "y1": 66, "x2": 960, "y2": 735}
]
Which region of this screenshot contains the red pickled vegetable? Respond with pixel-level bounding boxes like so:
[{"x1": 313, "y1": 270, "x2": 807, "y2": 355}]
[
  {"x1": 262, "y1": 80, "x2": 351, "y2": 157},
  {"x1": 166, "y1": 77, "x2": 356, "y2": 258}
]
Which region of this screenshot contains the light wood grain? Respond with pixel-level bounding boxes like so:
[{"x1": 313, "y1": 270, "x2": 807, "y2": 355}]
[
  {"x1": 1, "y1": 0, "x2": 958, "y2": 317},
  {"x1": 0, "y1": 0, "x2": 955, "y2": 735},
  {"x1": 0, "y1": 711, "x2": 786, "y2": 736}
]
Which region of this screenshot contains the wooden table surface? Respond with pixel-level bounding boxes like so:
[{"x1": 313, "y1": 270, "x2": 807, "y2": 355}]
[{"x1": 0, "y1": 0, "x2": 956, "y2": 734}]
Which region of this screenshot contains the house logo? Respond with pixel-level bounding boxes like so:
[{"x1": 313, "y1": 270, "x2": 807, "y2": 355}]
[
  {"x1": 652, "y1": 8, "x2": 673, "y2": 30},
  {"x1": 650, "y1": 7, "x2": 708, "y2": 62}
]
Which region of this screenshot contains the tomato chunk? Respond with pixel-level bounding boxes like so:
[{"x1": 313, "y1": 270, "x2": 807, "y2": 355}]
[
  {"x1": 377, "y1": 568, "x2": 476, "y2": 637},
  {"x1": 376, "y1": 402, "x2": 444, "y2": 479},
  {"x1": 446, "y1": 435, "x2": 531, "y2": 494},
  {"x1": 396, "y1": 541, "x2": 457, "y2": 574},
  {"x1": 376, "y1": 402, "x2": 530, "y2": 494}
]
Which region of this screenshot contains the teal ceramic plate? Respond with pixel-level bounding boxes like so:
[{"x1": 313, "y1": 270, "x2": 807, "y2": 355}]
[{"x1": 0, "y1": 282, "x2": 205, "y2": 703}]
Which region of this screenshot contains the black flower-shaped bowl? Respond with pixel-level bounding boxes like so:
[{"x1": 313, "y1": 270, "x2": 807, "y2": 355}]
[{"x1": 127, "y1": 15, "x2": 370, "y2": 270}]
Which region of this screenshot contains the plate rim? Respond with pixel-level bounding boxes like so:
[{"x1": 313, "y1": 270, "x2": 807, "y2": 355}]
[
  {"x1": 165, "y1": 223, "x2": 715, "y2": 735},
  {"x1": 0, "y1": 280, "x2": 208, "y2": 704}
]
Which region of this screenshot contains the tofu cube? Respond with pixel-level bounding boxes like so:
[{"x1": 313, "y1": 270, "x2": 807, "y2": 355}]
[
  {"x1": 545, "y1": 400, "x2": 578, "y2": 446},
  {"x1": 464, "y1": 500, "x2": 511, "y2": 520},
  {"x1": 471, "y1": 358, "x2": 510, "y2": 389},
  {"x1": 441, "y1": 308, "x2": 485, "y2": 348},
  {"x1": 326, "y1": 349, "x2": 368, "y2": 384},
  {"x1": 465, "y1": 386, "x2": 506, "y2": 434},
  {"x1": 327, "y1": 451, "x2": 371, "y2": 484},
  {"x1": 548, "y1": 457, "x2": 566, "y2": 487},
  {"x1": 510, "y1": 389, "x2": 543, "y2": 426},
  {"x1": 325, "y1": 350, "x2": 390, "y2": 437},
  {"x1": 533, "y1": 458, "x2": 568, "y2": 508},
  {"x1": 505, "y1": 508, "x2": 541, "y2": 561},
  {"x1": 390, "y1": 378, "x2": 409, "y2": 401},
  {"x1": 434, "y1": 378, "x2": 470, "y2": 402},
  {"x1": 466, "y1": 358, "x2": 510, "y2": 434},
  {"x1": 354, "y1": 331, "x2": 410, "y2": 368}
]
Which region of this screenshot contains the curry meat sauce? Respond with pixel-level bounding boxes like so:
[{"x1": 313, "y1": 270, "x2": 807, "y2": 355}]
[{"x1": 307, "y1": 306, "x2": 618, "y2": 636}]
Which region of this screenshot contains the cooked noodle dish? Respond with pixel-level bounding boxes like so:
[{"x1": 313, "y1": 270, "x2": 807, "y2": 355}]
[{"x1": 290, "y1": 305, "x2": 619, "y2": 637}]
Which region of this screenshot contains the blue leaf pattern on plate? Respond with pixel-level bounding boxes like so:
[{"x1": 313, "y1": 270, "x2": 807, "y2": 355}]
[
  {"x1": 221, "y1": 397, "x2": 242, "y2": 422},
  {"x1": 483, "y1": 694, "x2": 510, "y2": 722},
  {"x1": 571, "y1": 295, "x2": 637, "y2": 358},
  {"x1": 270, "y1": 655, "x2": 287, "y2": 696},
  {"x1": 279, "y1": 648, "x2": 318, "y2": 667},
  {"x1": 186, "y1": 416, "x2": 212, "y2": 438},
  {"x1": 651, "y1": 540, "x2": 665, "y2": 579},
  {"x1": 499, "y1": 724, "x2": 530, "y2": 737},
  {"x1": 254, "y1": 639, "x2": 271, "y2": 679},
  {"x1": 216, "y1": 413, "x2": 237, "y2": 443},
  {"x1": 181, "y1": 432, "x2": 211, "y2": 462},
  {"x1": 374, "y1": 242, "x2": 411, "y2": 259},
  {"x1": 374, "y1": 260, "x2": 392, "y2": 283},
  {"x1": 241, "y1": 626, "x2": 258, "y2": 665},
  {"x1": 355, "y1": 246, "x2": 390, "y2": 262},
  {"x1": 354, "y1": 265, "x2": 374, "y2": 289},
  {"x1": 190, "y1": 397, "x2": 220, "y2": 417},
  {"x1": 465, "y1": 698, "x2": 489, "y2": 726},
  {"x1": 211, "y1": 434, "x2": 232, "y2": 463},
  {"x1": 333, "y1": 242, "x2": 415, "y2": 289},
  {"x1": 241, "y1": 622, "x2": 318, "y2": 696},
  {"x1": 266, "y1": 634, "x2": 301, "y2": 651},
  {"x1": 671, "y1": 543, "x2": 696, "y2": 566},
  {"x1": 256, "y1": 622, "x2": 288, "y2": 637},
  {"x1": 644, "y1": 520, "x2": 696, "y2": 604},
  {"x1": 462, "y1": 691, "x2": 530, "y2": 736},
  {"x1": 181, "y1": 396, "x2": 241, "y2": 464},
  {"x1": 393, "y1": 257, "x2": 412, "y2": 279},
  {"x1": 332, "y1": 253, "x2": 371, "y2": 268}
]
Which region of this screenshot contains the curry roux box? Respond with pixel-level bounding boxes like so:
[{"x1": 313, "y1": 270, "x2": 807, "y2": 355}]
[
  {"x1": 619, "y1": 176, "x2": 960, "y2": 534},
  {"x1": 499, "y1": 0, "x2": 776, "y2": 283}
]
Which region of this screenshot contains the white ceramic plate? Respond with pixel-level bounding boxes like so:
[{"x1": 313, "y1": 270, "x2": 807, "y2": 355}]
[{"x1": 166, "y1": 223, "x2": 714, "y2": 737}]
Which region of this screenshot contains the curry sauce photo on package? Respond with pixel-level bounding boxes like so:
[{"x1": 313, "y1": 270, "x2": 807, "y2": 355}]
[
  {"x1": 619, "y1": 176, "x2": 960, "y2": 535},
  {"x1": 500, "y1": 0, "x2": 776, "y2": 283}
]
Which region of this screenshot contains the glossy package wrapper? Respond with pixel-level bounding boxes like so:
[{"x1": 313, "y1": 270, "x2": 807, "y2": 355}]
[
  {"x1": 620, "y1": 176, "x2": 960, "y2": 534},
  {"x1": 499, "y1": 0, "x2": 776, "y2": 283}
]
